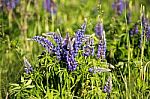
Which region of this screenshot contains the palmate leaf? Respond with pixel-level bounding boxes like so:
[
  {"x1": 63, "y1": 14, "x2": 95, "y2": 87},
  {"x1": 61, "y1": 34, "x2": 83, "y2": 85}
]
[
  {"x1": 9, "y1": 85, "x2": 21, "y2": 95},
  {"x1": 9, "y1": 86, "x2": 21, "y2": 91},
  {"x1": 9, "y1": 78, "x2": 34, "y2": 97}
]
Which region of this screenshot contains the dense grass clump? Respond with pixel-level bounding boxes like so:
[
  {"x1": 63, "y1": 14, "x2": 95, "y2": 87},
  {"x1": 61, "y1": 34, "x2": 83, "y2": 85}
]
[{"x1": 1, "y1": 0, "x2": 150, "y2": 98}]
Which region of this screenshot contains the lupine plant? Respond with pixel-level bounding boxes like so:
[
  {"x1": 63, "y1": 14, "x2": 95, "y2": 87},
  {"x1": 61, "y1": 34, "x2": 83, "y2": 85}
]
[{"x1": 9, "y1": 20, "x2": 113, "y2": 98}]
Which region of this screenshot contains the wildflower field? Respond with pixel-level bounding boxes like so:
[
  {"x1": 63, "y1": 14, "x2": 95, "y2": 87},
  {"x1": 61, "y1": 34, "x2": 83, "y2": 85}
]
[{"x1": 0, "y1": 0, "x2": 150, "y2": 98}]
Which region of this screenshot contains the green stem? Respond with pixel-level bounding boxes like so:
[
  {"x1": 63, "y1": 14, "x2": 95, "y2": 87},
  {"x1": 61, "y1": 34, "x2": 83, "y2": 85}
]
[{"x1": 125, "y1": 3, "x2": 131, "y2": 98}]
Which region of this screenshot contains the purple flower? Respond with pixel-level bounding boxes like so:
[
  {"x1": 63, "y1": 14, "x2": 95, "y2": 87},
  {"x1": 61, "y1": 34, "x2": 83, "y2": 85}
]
[
  {"x1": 146, "y1": 26, "x2": 150, "y2": 41},
  {"x1": 103, "y1": 77, "x2": 112, "y2": 94},
  {"x1": 62, "y1": 33, "x2": 70, "y2": 49},
  {"x1": 88, "y1": 67, "x2": 111, "y2": 73},
  {"x1": 142, "y1": 15, "x2": 148, "y2": 28},
  {"x1": 95, "y1": 22, "x2": 103, "y2": 39},
  {"x1": 112, "y1": 0, "x2": 124, "y2": 15},
  {"x1": 139, "y1": 14, "x2": 149, "y2": 47},
  {"x1": 43, "y1": 32, "x2": 64, "y2": 59},
  {"x1": 90, "y1": 38, "x2": 95, "y2": 56},
  {"x1": 61, "y1": 33, "x2": 70, "y2": 60},
  {"x1": 32, "y1": 36, "x2": 54, "y2": 53},
  {"x1": 24, "y1": 57, "x2": 33, "y2": 74},
  {"x1": 43, "y1": 0, "x2": 57, "y2": 14},
  {"x1": 139, "y1": 31, "x2": 144, "y2": 48},
  {"x1": 65, "y1": 37, "x2": 77, "y2": 71},
  {"x1": 66, "y1": 50, "x2": 77, "y2": 71},
  {"x1": 53, "y1": 32, "x2": 78, "y2": 71},
  {"x1": 52, "y1": 34, "x2": 62, "y2": 60},
  {"x1": 83, "y1": 45, "x2": 91, "y2": 57},
  {"x1": 73, "y1": 21, "x2": 87, "y2": 56},
  {"x1": 6, "y1": 0, "x2": 19, "y2": 10},
  {"x1": 97, "y1": 40, "x2": 106, "y2": 59},
  {"x1": 83, "y1": 38, "x2": 94, "y2": 57},
  {"x1": 129, "y1": 23, "x2": 138, "y2": 36},
  {"x1": 31, "y1": 21, "x2": 87, "y2": 71},
  {"x1": 95, "y1": 21, "x2": 106, "y2": 59},
  {"x1": 88, "y1": 68, "x2": 94, "y2": 73},
  {"x1": 54, "y1": 45, "x2": 61, "y2": 60}
]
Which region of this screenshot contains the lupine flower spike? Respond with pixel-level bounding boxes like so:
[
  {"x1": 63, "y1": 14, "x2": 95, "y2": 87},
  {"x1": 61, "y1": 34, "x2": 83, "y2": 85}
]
[
  {"x1": 95, "y1": 21, "x2": 103, "y2": 39},
  {"x1": 43, "y1": 0, "x2": 57, "y2": 14},
  {"x1": 139, "y1": 9, "x2": 148, "y2": 48},
  {"x1": 66, "y1": 35, "x2": 78, "y2": 71},
  {"x1": 97, "y1": 40, "x2": 106, "y2": 59},
  {"x1": 44, "y1": 32, "x2": 78, "y2": 71},
  {"x1": 83, "y1": 38, "x2": 94, "y2": 57},
  {"x1": 52, "y1": 33, "x2": 62, "y2": 60},
  {"x1": 129, "y1": 23, "x2": 138, "y2": 36},
  {"x1": 43, "y1": 32, "x2": 63, "y2": 60},
  {"x1": 62, "y1": 32, "x2": 70, "y2": 50},
  {"x1": 73, "y1": 19, "x2": 87, "y2": 56},
  {"x1": 146, "y1": 25, "x2": 150, "y2": 41},
  {"x1": 0, "y1": 0, "x2": 19, "y2": 11},
  {"x1": 112, "y1": 0, "x2": 124, "y2": 15},
  {"x1": 59, "y1": 32, "x2": 71, "y2": 61},
  {"x1": 142, "y1": 14, "x2": 148, "y2": 29},
  {"x1": 32, "y1": 36, "x2": 54, "y2": 53},
  {"x1": 6, "y1": 0, "x2": 19, "y2": 10},
  {"x1": 24, "y1": 57, "x2": 33, "y2": 74},
  {"x1": 95, "y1": 19, "x2": 107, "y2": 59},
  {"x1": 88, "y1": 67, "x2": 111, "y2": 73},
  {"x1": 103, "y1": 76, "x2": 112, "y2": 94}
]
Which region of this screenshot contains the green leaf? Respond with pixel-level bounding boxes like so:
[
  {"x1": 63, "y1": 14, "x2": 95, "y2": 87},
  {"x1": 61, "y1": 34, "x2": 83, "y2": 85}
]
[
  {"x1": 25, "y1": 85, "x2": 35, "y2": 89},
  {"x1": 9, "y1": 83, "x2": 20, "y2": 87},
  {"x1": 25, "y1": 79, "x2": 32, "y2": 86},
  {"x1": 21, "y1": 76, "x2": 24, "y2": 83}
]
